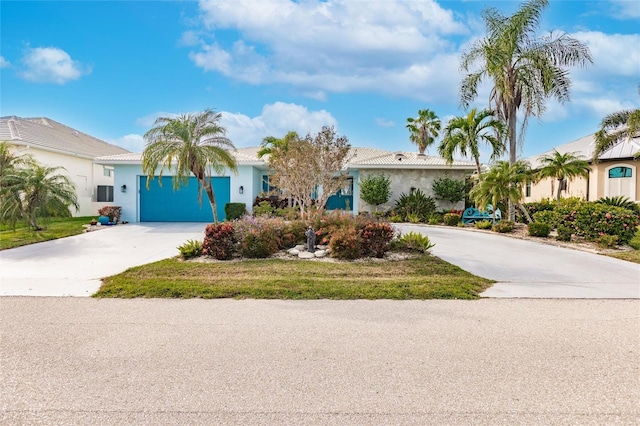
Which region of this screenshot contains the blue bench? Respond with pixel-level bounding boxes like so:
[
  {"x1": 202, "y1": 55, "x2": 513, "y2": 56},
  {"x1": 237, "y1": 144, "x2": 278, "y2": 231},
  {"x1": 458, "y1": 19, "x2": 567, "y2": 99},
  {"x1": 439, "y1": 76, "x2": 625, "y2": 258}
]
[{"x1": 462, "y1": 205, "x2": 502, "y2": 224}]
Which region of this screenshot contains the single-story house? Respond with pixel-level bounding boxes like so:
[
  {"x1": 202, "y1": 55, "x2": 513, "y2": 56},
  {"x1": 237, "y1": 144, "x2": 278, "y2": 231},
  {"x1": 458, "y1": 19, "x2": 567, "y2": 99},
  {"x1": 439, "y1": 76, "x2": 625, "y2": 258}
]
[
  {"x1": 524, "y1": 133, "x2": 640, "y2": 203},
  {"x1": 95, "y1": 146, "x2": 476, "y2": 223},
  {"x1": 0, "y1": 116, "x2": 130, "y2": 216}
]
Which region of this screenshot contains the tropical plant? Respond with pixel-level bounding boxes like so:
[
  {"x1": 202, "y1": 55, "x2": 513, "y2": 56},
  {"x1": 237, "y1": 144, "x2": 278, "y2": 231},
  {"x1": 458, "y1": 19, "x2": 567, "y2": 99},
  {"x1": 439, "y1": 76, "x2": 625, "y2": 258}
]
[
  {"x1": 406, "y1": 109, "x2": 441, "y2": 154},
  {"x1": 593, "y1": 85, "x2": 640, "y2": 160},
  {"x1": 142, "y1": 109, "x2": 237, "y2": 223},
  {"x1": 257, "y1": 131, "x2": 300, "y2": 159},
  {"x1": 394, "y1": 189, "x2": 437, "y2": 222},
  {"x1": 177, "y1": 239, "x2": 203, "y2": 259},
  {"x1": 0, "y1": 163, "x2": 78, "y2": 230},
  {"x1": 492, "y1": 220, "x2": 514, "y2": 233},
  {"x1": 528, "y1": 222, "x2": 551, "y2": 237},
  {"x1": 536, "y1": 150, "x2": 591, "y2": 206},
  {"x1": 460, "y1": 0, "x2": 592, "y2": 218},
  {"x1": 595, "y1": 196, "x2": 640, "y2": 216},
  {"x1": 443, "y1": 213, "x2": 461, "y2": 226},
  {"x1": 438, "y1": 108, "x2": 505, "y2": 175},
  {"x1": 359, "y1": 174, "x2": 391, "y2": 211},
  {"x1": 395, "y1": 231, "x2": 435, "y2": 253},
  {"x1": 469, "y1": 161, "x2": 532, "y2": 222}
]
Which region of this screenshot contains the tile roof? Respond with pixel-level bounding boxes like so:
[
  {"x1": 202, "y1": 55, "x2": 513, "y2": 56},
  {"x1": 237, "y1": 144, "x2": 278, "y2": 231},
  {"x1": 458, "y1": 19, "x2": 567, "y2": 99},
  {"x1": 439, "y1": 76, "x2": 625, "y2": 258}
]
[
  {"x1": 0, "y1": 116, "x2": 129, "y2": 158},
  {"x1": 97, "y1": 146, "x2": 476, "y2": 170},
  {"x1": 598, "y1": 136, "x2": 640, "y2": 160}
]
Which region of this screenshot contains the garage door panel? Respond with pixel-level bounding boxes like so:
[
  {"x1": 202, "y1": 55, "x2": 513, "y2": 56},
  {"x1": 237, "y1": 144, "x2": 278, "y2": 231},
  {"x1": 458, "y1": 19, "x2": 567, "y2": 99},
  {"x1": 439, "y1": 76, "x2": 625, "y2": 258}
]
[{"x1": 139, "y1": 176, "x2": 230, "y2": 222}]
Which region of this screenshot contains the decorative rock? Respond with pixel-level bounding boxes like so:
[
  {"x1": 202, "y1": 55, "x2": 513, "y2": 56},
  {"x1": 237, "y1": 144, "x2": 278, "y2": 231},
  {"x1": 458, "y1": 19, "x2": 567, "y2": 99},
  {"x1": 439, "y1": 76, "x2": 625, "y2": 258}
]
[
  {"x1": 314, "y1": 250, "x2": 327, "y2": 258},
  {"x1": 294, "y1": 244, "x2": 306, "y2": 251},
  {"x1": 298, "y1": 251, "x2": 315, "y2": 259},
  {"x1": 317, "y1": 245, "x2": 329, "y2": 250},
  {"x1": 288, "y1": 248, "x2": 300, "y2": 256}
]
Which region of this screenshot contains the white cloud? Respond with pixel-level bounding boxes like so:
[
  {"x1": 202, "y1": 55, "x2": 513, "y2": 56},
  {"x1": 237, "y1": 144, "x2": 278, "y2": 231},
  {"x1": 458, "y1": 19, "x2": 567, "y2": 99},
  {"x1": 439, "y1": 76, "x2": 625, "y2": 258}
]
[
  {"x1": 19, "y1": 47, "x2": 91, "y2": 84},
  {"x1": 187, "y1": 0, "x2": 466, "y2": 101},
  {"x1": 133, "y1": 102, "x2": 338, "y2": 148},
  {"x1": 608, "y1": 0, "x2": 640, "y2": 19},
  {"x1": 221, "y1": 102, "x2": 338, "y2": 146},
  {"x1": 0, "y1": 56, "x2": 10, "y2": 68},
  {"x1": 110, "y1": 134, "x2": 146, "y2": 152},
  {"x1": 573, "y1": 31, "x2": 640, "y2": 80},
  {"x1": 375, "y1": 118, "x2": 395, "y2": 128}
]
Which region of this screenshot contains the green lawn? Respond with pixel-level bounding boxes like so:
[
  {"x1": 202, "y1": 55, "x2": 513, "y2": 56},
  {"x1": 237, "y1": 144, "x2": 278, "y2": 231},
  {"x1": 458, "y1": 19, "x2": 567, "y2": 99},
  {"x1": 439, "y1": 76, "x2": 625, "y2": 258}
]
[
  {"x1": 0, "y1": 216, "x2": 94, "y2": 250},
  {"x1": 94, "y1": 255, "x2": 494, "y2": 300}
]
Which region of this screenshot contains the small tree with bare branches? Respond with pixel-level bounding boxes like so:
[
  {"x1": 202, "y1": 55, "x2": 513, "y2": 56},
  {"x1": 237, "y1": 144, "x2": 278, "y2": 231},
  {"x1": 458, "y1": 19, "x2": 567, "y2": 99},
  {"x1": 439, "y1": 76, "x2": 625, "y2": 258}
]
[{"x1": 267, "y1": 126, "x2": 351, "y2": 218}]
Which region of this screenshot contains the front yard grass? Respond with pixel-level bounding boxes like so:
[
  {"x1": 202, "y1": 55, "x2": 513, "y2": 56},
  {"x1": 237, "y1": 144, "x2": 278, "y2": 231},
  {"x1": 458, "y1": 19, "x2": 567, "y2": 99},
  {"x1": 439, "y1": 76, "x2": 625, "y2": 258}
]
[
  {"x1": 94, "y1": 255, "x2": 494, "y2": 300},
  {"x1": 0, "y1": 216, "x2": 94, "y2": 250}
]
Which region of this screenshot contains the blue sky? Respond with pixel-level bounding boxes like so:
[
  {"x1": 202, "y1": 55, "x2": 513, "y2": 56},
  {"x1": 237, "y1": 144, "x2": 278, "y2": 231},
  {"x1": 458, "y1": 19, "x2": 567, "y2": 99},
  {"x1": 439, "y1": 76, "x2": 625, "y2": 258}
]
[{"x1": 1, "y1": 0, "x2": 639, "y2": 163}]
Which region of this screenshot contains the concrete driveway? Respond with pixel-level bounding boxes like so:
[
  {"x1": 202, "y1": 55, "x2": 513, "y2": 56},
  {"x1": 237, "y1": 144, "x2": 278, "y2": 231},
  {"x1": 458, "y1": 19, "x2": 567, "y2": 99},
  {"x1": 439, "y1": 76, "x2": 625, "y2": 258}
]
[
  {"x1": 0, "y1": 223, "x2": 207, "y2": 296},
  {"x1": 398, "y1": 224, "x2": 640, "y2": 298}
]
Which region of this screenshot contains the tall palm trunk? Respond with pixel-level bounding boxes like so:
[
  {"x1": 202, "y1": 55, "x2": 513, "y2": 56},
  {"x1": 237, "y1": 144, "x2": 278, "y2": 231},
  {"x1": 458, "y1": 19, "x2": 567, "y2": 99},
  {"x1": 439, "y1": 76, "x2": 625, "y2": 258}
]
[
  {"x1": 507, "y1": 106, "x2": 518, "y2": 221},
  {"x1": 202, "y1": 178, "x2": 219, "y2": 223},
  {"x1": 556, "y1": 178, "x2": 562, "y2": 206}
]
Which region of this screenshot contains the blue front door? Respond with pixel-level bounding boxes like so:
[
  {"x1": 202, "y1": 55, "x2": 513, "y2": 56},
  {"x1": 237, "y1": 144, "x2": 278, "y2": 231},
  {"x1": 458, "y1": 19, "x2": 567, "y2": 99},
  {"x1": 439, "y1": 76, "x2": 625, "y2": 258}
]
[{"x1": 139, "y1": 176, "x2": 230, "y2": 222}]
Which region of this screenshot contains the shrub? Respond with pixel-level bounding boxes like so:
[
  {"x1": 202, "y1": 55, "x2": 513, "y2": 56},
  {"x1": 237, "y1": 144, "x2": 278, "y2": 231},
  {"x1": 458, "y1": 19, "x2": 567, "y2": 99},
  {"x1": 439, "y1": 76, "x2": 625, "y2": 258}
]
[
  {"x1": 571, "y1": 202, "x2": 638, "y2": 245},
  {"x1": 253, "y1": 201, "x2": 274, "y2": 216},
  {"x1": 253, "y1": 196, "x2": 288, "y2": 209},
  {"x1": 596, "y1": 234, "x2": 618, "y2": 248},
  {"x1": 528, "y1": 222, "x2": 551, "y2": 237},
  {"x1": 517, "y1": 200, "x2": 555, "y2": 223},
  {"x1": 360, "y1": 221, "x2": 395, "y2": 258},
  {"x1": 556, "y1": 225, "x2": 572, "y2": 242},
  {"x1": 395, "y1": 231, "x2": 435, "y2": 253},
  {"x1": 97, "y1": 206, "x2": 122, "y2": 222},
  {"x1": 474, "y1": 220, "x2": 492, "y2": 230},
  {"x1": 277, "y1": 220, "x2": 307, "y2": 248},
  {"x1": 406, "y1": 213, "x2": 421, "y2": 223},
  {"x1": 432, "y1": 176, "x2": 465, "y2": 204},
  {"x1": 389, "y1": 215, "x2": 403, "y2": 223},
  {"x1": 492, "y1": 220, "x2": 514, "y2": 233},
  {"x1": 428, "y1": 212, "x2": 444, "y2": 224},
  {"x1": 329, "y1": 228, "x2": 362, "y2": 260},
  {"x1": 359, "y1": 174, "x2": 392, "y2": 210},
  {"x1": 443, "y1": 213, "x2": 461, "y2": 226},
  {"x1": 234, "y1": 216, "x2": 281, "y2": 258},
  {"x1": 203, "y1": 222, "x2": 236, "y2": 260},
  {"x1": 532, "y1": 210, "x2": 559, "y2": 228},
  {"x1": 225, "y1": 203, "x2": 246, "y2": 221},
  {"x1": 596, "y1": 196, "x2": 640, "y2": 218},
  {"x1": 313, "y1": 210, "x2": 361, "y2": 245},
  {"x1": 177, "y1": 239, "x2": 203, "y2": 259},
  {"x1": 394, "y1": 189, "x2": 436, "y2": 222}
]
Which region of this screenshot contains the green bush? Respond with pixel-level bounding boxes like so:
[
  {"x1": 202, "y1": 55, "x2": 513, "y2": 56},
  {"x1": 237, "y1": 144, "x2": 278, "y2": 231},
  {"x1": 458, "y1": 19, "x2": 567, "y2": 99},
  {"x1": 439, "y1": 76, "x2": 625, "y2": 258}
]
[
  {"x1": 532, "y1": 210, "x2": 559, "y2": 228},
  {"x1": 360, "y1": 221, "x2": 395, "y2": 258},
  {"x1": 443, "y1": 213, "x2": 461, "y2": 226},
  {"x1": 234, "y1": 216, "x2": 281, "y2": 258},
  {"x1": 203, "y1": 222, "x2": 236, "y2": 260},
  {"x1": 596, "y1": 234, "x2": 618, "y2": 248},
  {"x1": 177, "y1": 239, "x2": 203, "y2": 259},
  {"x1": 253, "y1": 201, "x2": 274, "y2": 216},
  {"x1": 432, "y1": 176, "x2": 465, "y2": 204},
  {"x1": 329, "y1": 228, "x2": 362, "y2": 260},
  {"x1": 528, "y1": 222, "x2": 551, "y2": 237},
  {"x1": 359, "y1": 174, "x2": 392, "y2": 209},
  {"x1": 517, "y1": 200, "x2": 555, "y2": 223},
  {"x1": 389, "y1": 215, "x2": 403, "y2": 223},
  {"x1": 394, "y1": 189, "x2": 436, "y2": 222},
  {"x1": 596, "y1": 196, "x2": 640, "y2": 218},
  {"x1": 395, "y1": 231, "x2": 435, "y2": 253},
  {"x1": 428, "y1": 212, "x2": 443, "y2": 224},
  {"x1": 492, "y1": 220, "x2": 514, "y2": 233},
  {"x1": 406, "y1": 213, "x2": 421, "y2": 223},
  {"x1": 224, "y1": 203, "x2": 246, "y2": 221},
  {"x1": 556, "y1": 225, "x2": 572, "y2": 242},
  {"x1": 570, "y1": 203, "x2": 638, "y2": 245},
  {"x1": 474, "y1": 220, "x2": 492, "y2": 230}
]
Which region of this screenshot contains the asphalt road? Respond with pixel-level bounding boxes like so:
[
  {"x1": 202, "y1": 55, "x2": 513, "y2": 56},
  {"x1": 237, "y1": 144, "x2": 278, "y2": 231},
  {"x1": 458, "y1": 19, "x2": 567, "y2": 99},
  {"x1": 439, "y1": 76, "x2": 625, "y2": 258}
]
[{"x1": 1, "y1": 298, "x2": 639, "y2": 425}]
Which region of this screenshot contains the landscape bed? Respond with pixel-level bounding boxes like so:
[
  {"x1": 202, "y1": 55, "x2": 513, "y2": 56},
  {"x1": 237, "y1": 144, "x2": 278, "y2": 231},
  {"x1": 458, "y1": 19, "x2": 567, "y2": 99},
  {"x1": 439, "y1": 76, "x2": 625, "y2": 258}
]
[{"x1": 94, "y1": 255, "x2": 494, "y2": 300}]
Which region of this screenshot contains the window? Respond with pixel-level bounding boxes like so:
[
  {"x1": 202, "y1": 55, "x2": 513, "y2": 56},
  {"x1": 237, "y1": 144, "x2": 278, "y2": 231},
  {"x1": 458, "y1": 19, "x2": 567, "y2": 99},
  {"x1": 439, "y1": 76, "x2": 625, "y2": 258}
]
[
  {"x1": 525, "y1": 182, "x2": 531, "y2": 197},
  {"x1": 103, "y1": 167, "x2": 113, "y2": 177},
  {"x1": 262, "y1": 175, "x2": 278, "y2": 194},
  {"x1": 609, "y1": 167, "x2": 632, "y2": 178},
  {"x1": 97, "y1": 185, "x2": 114, "y2": 202}
]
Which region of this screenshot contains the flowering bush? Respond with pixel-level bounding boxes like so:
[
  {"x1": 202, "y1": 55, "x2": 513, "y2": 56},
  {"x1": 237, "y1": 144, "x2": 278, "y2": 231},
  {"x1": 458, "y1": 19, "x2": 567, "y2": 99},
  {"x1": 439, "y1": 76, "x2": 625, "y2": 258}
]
[
  {"x1": 233, "y1": 216, "x2": 281, "y2": 258},
  {"x1": 570, "y1": 203, "x2": 638, "y2": 245},
  {"x1": 329, "y1": 228, "x2": 362, "y2": 260},
  {"x1": 360, "y1": 221, "x2": 395, "y2": 258},
  {"x1": 98, "y1": 206, "x2": 122, "y2": 222},
  {"x1": 202, "y1": 222, "x2": 236, "y2": 260}
]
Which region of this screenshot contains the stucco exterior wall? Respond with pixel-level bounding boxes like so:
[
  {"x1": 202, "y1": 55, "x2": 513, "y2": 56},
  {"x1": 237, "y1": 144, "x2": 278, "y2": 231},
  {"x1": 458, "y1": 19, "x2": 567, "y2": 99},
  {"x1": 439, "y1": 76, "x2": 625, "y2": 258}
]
[
  {"x1": 8, "y1": 144, "x2": 116, "y2": 217},
  {"x1": 592, "y1": 160, "x2": 639, "y2": 201},
  {"x1": 357, "y1": 168, "x2": 467, "y2": 212},
  {"x1": 524, "y1": 175, "x2": 589, "y2": 203}
]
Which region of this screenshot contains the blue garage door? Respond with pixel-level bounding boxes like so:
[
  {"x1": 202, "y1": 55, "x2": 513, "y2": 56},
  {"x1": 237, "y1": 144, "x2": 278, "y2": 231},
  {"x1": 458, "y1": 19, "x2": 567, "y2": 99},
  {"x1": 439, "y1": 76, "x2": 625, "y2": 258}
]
[{"x1": 139, "y1": 176, "x2": 230, "y2": 222}]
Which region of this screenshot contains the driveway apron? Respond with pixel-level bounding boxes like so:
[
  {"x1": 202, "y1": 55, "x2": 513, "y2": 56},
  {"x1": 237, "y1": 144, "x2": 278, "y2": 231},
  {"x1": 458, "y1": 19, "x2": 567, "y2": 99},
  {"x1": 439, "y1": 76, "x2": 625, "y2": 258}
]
[
  {"x1": 0, "y1": 223, "x2": 207, "y2": 297},
  {"x1": 398, "y1": 224, "x2": 640, "y2": 298}
]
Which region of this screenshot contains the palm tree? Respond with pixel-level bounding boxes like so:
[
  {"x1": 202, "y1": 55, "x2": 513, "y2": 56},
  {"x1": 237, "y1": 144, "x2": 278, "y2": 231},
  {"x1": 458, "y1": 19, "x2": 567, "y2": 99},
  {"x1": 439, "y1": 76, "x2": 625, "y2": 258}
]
[
  {"x1": 0, "y1": 141, "x2": 35, "y2": 177},
  {"x1": 142, "y1": 109, "x2": 237, "y2": 223},
  {"x1": 537, "y1": 150, "x2": 590, "y2": 206},
  {"x1": 469, "y1": 160, "x2": 532, "y2": 222},
  {"x1": 593, "y1": 85, "x2": 640, "y2": 160},
  {"x1": 0, "y1": 163, "x2": 78, "y2": 230},
  {"x1": 257, "y1": 131, "x2": 300, "y2": 159},
  {"x1": 406, "y1": 109, "x2": 441, "y2": 155},
  {"x1": 460, "y1": 0, "x2": 591, "y2": 218},
  {"x1": 438, "y1": 108, "x2": 506, "y2": 175}
]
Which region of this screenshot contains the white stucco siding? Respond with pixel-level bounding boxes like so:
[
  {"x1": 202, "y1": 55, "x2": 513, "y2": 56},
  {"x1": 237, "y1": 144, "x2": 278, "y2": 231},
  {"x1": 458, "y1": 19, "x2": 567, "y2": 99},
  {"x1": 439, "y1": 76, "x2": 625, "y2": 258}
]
[
  {"x1": 14, "y1": 146, "x2": 115, "y2": 216},
  {"x1": 230, "y1": 165, "x2": 257, "y2": 214},
  {"x1": 357, "y1": 168, "x2": 467, "y2": 212}
]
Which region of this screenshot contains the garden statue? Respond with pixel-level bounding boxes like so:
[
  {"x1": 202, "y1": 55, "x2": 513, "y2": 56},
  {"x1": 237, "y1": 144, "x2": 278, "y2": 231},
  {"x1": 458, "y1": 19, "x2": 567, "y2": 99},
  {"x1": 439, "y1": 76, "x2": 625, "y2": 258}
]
[{"x1": 305, "y1": 226, "x2": 316, "y2": 252}]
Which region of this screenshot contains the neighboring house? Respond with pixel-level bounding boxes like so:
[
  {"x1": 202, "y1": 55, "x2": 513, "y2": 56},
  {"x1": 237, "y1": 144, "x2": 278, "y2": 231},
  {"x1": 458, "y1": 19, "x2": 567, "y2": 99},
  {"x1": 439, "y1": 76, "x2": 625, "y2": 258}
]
[
  {"x1": 0, "y1": 116, "x2": 130, "y2": 216},
  {"x1": 96, "y1": 147, "x2": 475, "y2": 223},
  {"x1": 525, "y1": 133, "x2": 640, "y2": 203}
]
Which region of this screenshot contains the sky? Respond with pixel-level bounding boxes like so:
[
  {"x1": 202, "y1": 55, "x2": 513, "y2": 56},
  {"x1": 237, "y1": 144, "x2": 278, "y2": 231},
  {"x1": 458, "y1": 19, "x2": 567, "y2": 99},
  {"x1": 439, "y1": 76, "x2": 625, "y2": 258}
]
[{"x1": 1, "y1": 0, "x2": 639, "y2": 164}]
